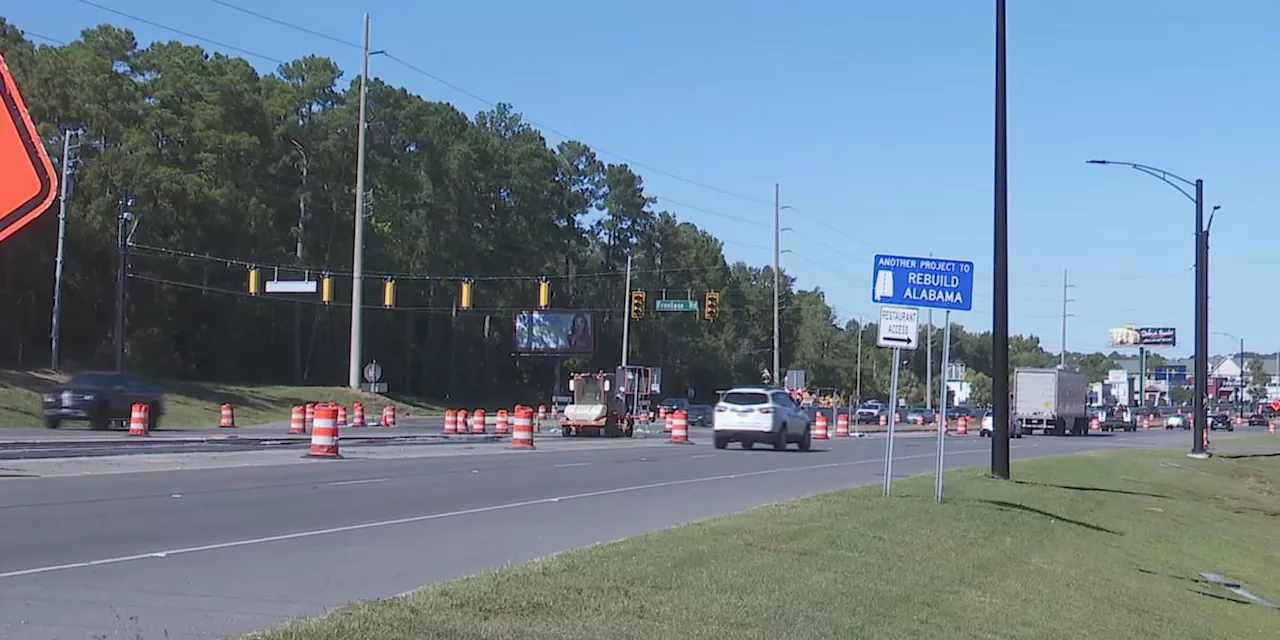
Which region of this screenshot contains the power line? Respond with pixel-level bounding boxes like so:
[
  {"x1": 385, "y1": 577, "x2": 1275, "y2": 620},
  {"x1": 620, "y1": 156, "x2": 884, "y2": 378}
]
[{"x1": 75, "y1": 0, "x2": 287, "y2": 64}]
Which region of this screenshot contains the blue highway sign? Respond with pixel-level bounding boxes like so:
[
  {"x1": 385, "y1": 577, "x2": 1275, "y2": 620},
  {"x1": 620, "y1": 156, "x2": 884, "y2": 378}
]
[{"x1": 871, "y1": 254, "x2": 974, "y2": 312}]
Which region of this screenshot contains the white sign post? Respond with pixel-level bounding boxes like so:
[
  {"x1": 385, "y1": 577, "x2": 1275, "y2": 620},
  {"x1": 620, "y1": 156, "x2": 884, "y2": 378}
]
[{"x1": 877, "y1": 305, "x2": 918, "y2": 497}]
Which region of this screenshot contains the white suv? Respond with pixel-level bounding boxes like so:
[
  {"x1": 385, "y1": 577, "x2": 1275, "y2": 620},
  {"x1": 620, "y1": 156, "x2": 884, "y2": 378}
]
[{"x1": 713, "y1": 387, "x2": 811, "y2": 451}]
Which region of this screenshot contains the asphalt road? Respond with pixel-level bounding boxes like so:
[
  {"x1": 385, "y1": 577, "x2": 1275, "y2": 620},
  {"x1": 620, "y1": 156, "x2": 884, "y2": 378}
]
[{"x1": 0, "y1": 428, "x2": 1208, "y2": 639}]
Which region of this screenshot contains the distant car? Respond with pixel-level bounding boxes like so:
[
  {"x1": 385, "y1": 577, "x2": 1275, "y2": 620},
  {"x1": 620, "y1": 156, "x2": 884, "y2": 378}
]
[
  {"x1": 948, "y1": 406, "x2": 973, "y2": 420},
  {"x1": 1209, "y1": 413, "x2": 1233, "y2": 431},
  {"x1": 854, "y1": 401, "x2": 887, "y2": 425},
  {"x1": 903, "y1": 407, "x2": 935, "y2": 425},
  {"x1": 713, "y1": 386, "x2": 812, "y2": 451},
  {"x1": 1164, "y1": 413, "x2": 1188, "y2": 430},
  {"x1": 686, "y1": 404, "x2": 714, "y2": 427},
  {"x1": 979, "y1": 410, "x2": 1023, "y2": 438},
  {"x1": 1248, "y1": 413, "x2": 1269, "y2": 427},
  {"x1": 42, "y1": 371, "x2": 165, "y2": 430}
]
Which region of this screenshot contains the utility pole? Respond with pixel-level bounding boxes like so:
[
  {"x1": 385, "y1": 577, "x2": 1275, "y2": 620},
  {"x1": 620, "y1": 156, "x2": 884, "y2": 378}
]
[
  {"x1": 620, "y1": 254, "x2": 633, "y2": 367},
  {"x1": 772, "y1": 183, "x2": 781, "y2": 386},
  {"x1": 50, "y1": 130, "x2": 73, "y2": 370},
  {"x1": 1060, "y1": 269, "x2": 1074, "y2": 368},
  {"x1": 292, "y1": 140, "x2": 309, "y2": 385},
  {"x1": 991, "y1": 0, "x2": 1012, "y2": 479},
  {"x1": 927, "y1": 255, "x2": 934, "y2": 410},
  {"x1": 114, "y1": 189, "x2": 134, "y2": 372},
  {"x1": 347, "y1": 13, "x2": 371, "y2": 389},
  {"x1": 856, "y1": 315, "x2": 863, "y2": 404},
  {"x1": 1238, "y1": 338, "x2": 1244, "y2": 418}
]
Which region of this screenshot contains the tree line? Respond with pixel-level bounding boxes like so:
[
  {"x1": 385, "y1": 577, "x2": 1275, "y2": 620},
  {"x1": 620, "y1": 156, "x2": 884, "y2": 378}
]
[{"x1": 0, "y1": 20, "x2": 1167, "y2": 404}]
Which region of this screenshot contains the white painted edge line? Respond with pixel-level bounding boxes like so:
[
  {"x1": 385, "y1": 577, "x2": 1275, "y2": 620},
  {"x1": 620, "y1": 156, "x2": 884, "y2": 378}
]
[
  {"x1": 328, "y1": 478, "x2": 389, "y2": 487},
  {"x1": 0, "y1": 447, "x2": 995, "y2": 579}
]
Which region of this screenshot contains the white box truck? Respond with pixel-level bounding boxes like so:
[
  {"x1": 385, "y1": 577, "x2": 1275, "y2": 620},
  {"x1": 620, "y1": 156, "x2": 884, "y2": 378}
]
[{"x1": 1013, "y1": 367, "x2": 1090, "y2": 436}]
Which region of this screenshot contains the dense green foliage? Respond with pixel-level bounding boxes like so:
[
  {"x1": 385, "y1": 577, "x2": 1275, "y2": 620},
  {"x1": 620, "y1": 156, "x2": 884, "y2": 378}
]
[{"x1": 0, "y1": 21, "x2": 1090, "y2": 402}]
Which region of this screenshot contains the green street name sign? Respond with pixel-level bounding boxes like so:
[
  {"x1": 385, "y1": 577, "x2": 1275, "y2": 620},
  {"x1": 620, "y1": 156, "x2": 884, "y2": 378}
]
[{"x1": 655, "y1": 299, "x2": 698, "y2": 312}]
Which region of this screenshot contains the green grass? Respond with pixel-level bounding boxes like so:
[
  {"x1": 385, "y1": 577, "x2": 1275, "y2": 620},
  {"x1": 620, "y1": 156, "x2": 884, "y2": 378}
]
[
  {"x1": 246, "y1": 445, "x2": 1280, "y2": 640},
  {"x1": 0, "y1": 369, "x2": 446, "y2": 428}
]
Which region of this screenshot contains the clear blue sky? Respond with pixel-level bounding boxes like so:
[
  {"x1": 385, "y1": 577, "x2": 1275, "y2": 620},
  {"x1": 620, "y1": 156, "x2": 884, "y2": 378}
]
[{"x1": 10, "y1": 0, "x2": 1277, "y2": 357}]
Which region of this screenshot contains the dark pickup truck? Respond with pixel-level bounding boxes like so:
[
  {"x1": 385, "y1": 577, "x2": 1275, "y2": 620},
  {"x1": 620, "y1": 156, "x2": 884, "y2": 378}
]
[{"x1": 42, "y1": 371, "x2": 166, "y2": 430}]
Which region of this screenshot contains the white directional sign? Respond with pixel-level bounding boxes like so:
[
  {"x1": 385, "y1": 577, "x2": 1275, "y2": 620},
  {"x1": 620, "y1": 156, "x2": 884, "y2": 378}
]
[{"x1": 877, "y1": 305, "x2": 919, "y2": 350}]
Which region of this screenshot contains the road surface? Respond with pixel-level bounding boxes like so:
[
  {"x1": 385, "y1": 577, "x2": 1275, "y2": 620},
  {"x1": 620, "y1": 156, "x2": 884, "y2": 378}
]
[{"x1": 0, "y1": 428, "x2": 1208, "y2": 639}]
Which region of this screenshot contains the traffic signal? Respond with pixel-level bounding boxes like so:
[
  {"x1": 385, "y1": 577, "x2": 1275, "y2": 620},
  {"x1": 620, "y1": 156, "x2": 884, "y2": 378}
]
[
  {"x1": 537, "y1": 279, "x2": 551, "y2": 309},
  {"x1": 320, "y1": 275, "x2": 333, "y2": 304},
  {"x1": 382, "y1": 279, "x2": 396, "y2": 308},
  {"x1": 460, "y1": 280, "x2": 473, "y2": 310},
  {"x1": 703, "y1": 291, "x2": 720, "y2": 321},
  {"x1": 630, "y1": 290, "x2": 646, "y2": 320},
  {"x1": 247, "y1": 268, "x2": 261, "y2": 295}
]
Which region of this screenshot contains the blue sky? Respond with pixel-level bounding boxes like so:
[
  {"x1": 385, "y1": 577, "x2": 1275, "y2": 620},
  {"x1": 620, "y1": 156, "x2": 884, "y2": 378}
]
[{"x1": 9, "y1": 0, "x2": 1277, "y2": 357}]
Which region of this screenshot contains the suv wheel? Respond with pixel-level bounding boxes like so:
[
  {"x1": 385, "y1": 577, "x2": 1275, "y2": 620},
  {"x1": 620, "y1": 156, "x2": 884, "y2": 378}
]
[
  {"x1": 773, "y1": 424, "x2": 788, "y2": 451},
  {"x1": 798, "y1": 426, "x2": 812, "y2": 452}
]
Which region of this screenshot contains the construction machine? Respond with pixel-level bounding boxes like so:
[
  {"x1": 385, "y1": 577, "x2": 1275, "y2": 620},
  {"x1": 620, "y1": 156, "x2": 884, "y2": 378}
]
[{"x1": 560, "y1": 365, "x2": 654, "y2": 437}]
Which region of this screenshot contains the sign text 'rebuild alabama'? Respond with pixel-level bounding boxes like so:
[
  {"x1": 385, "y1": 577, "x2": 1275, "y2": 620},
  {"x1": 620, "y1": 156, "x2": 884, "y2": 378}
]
[{"x1": 871, "y1": 253, "x2": 974, "y2": 312}]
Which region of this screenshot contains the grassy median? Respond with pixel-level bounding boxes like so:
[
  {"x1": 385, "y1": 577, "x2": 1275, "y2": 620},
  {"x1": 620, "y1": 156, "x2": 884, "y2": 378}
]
[
  {"x1": 246, "y1": 442, "x2": 1280, "y2": 640},
  {"x1": 0, "y1": 369, "x2": 444, "y2": 428}
]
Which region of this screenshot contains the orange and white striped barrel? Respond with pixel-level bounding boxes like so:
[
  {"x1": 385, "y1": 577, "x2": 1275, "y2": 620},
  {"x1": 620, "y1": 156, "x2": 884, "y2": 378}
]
[
  {"x1": 1090, "y1": 416, "x2": 1100, "y2": 431},
  {"x1": 289, "y1": 405, "x2": 306, "y2": 434},
  {"x1": 336, "y1": 404, "x2": 347, "y2": 428},
  {"x1": 1142, "y1": 417, "x2": 1150, "y2": 430},
  {"x1": 351, "y1": 402, "x2": 366, "y2": 427},
  {"x1": 537, "y1": 404, "x2": 547, "y2": 424},
  {"x1": 219, "y1": 403, "x2": 235, "y2": 428},
  {"x1": 659, "y1": 406, "x2": 668, "y2": 421},
  {"x1": 1269, "y1": 421, "x2": 1275, "y2": 435},
  {"x1": 670, "y1": 409, "x2": 690, "y2": 444},
  {"x1": 879, "y1": 413, "x2": 888, "y2": 427},
  {"x1": 512, "y1": 406, "x2": 535, "y2": 449},
  {"x1": 495, "y1": 409, "x2": 510, "y2": 434},
  {"x1": 471, "y1": 409, "x2": 487, "y2": 434},
  {"x1": 665, "y1": 413, "x2": 674, "y2": 432},
  {"x1": 443, "y1": 409, "x2": 458, "y2": 434},
  {"x1": 456, "y1": 409, "x2": 469, "y2": 434},
  {"x1": 128, "y1": 402, "x2": 149, "y2": 436},
  {"x1": 957, "y1": 415, "x2": 968, "y2": 435},
  {"x1": 381, "y1": 405, "x2": 396, "y2": 427},
  {"x1": 813, "y1": 413, "x2": 829, "y2": 440},
  {"x1": 307, "y1": 403, "x2": 340, "y2": 458},
  {"x1": 835, "y1": 413, "x2": 850, "y2": 437},
  {"x1": 914, "y1": 414, "x2": 924, "y2": 426},
  {"x1": 894, "y1": 412, "x2": 901, "y2": 425},
  {"x1": 304, "y1": 403, "x2": 316, "y2": 431}
]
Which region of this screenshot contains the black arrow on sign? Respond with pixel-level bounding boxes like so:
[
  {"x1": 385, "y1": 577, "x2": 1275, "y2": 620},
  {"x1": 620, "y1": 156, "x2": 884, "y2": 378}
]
[{"x1": 883, "y1": 335, "x2": 914, "y2": 345}]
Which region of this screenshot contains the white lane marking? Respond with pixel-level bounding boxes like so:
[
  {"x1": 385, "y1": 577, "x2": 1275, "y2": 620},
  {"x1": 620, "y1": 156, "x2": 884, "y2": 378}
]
[
  {"x1": 0, "y1": 447, "x2": 992, "y2": 580},
  {"x1": 690, "y1": 454, "x2": 715, "y2": 459},
  {"x1": 328, "y1": 478, "x2": 389, "y2": 487},
  {"x1": 553, "y1": 462, "x2": 591, "y2": 468}
]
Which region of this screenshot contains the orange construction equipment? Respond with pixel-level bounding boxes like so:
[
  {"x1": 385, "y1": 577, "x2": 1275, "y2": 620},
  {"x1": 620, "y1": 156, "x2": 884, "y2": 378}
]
[
  {"x1": 471, "y1": 409, "x2": 487, "y2": 434},
  {"x1": 813, "y1": 413, "x2": 829, "y2": 440},
  {"x1": 659, "y1": 406, "x2": 668, "y2": 420},
  {"x1": 1142, "y1": 417, "x2": 1150, "y2": 430},
  {"x1": 537, "y1": 404, "x2": 547, "y2": 423},
  {"x1": 219, "y1": 403, "x2": 235, "y2": 428},
  {"x1": 336, "y1": 404, "x2": 347, "y2": 428},
  {"x1": 289, "y1": 405, "x2": 306, "y2": 434},
  {"x1": 511, "y1": 406, "x2": 536, "y2": 449},
  {"x1": 835, "y1": 413, "x2": 850, "y2": 437},
  {"x1": 443, "y1": 409, "x2": 458, "y2": 434},
  {"x1": 495, "y1": 409, "x2": 510, "y2": 434},
  {"x1": 128, "y1": 402, "x2": 150, "y2": 436},
  {"x1": 956, "y1": 415, "x2": 968, "y2": 435},
  {"x1": 669, "y1": 409, "x2": 690, "y2": 444},
  {"x1": 381, "y1": 405, "x2": 396, "y2": 427},
  {"x1": 304, "y1": 403, "x2": 316, "y2": 431},
  {"x1": 352, "y1": 402, "x2": 366, "y2": 427},
  {"x1": 306, "y1": 403, "x2": 341, "y2": 458},
  {"x1": 456, "y1": 409, "x2": 469, "y2": 434}
]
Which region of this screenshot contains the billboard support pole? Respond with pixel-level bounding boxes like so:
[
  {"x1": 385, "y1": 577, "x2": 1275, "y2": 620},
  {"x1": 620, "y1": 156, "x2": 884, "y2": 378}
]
[{"x1": 621, "y1": 255, "x2": 633, "y2": 367}]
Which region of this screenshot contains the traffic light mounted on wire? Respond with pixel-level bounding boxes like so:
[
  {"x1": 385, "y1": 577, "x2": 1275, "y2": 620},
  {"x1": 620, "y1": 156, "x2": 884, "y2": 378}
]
[
  {"x1": 247, "y1": 267, "x2": 261, "y2": 295},
  {"x1": 537, "y1": 279, "x2": 551, "y2": 309},
  {"x1": 630, "y1": 290, "x2": 646, "y2": 320},
  {"x1": 460, "y1": 279, "x2": 473, "y2": 310},
  {"x1": 703, "y1": 291, "x2": 720, "y2": 321}
]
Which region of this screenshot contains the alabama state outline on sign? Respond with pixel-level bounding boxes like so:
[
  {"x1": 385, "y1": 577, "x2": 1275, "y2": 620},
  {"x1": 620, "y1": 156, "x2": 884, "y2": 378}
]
[{"x1": 0, "y1": 52, "x2": 57, "y2": 244}]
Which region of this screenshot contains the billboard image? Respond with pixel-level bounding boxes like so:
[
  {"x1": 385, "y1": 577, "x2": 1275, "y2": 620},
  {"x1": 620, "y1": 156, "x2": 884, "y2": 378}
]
[
  {"x1": 513, "y1": 311, "x2": 595, "y2": 354},
  {"x1": 1108, "y1": 325, "x2": 1176, "y2": 349}
]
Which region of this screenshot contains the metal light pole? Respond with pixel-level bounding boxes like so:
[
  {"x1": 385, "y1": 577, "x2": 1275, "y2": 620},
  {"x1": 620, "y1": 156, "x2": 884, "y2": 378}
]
[
  {"x1": 1086, "y1": 159, "x2": 1214, "y2": 458},
  {"x1": 773, "y1": 183, "x2": 781, "y2": 386},
  {"x1": 348, "y1": 14, "x2": 372, "y2": 389},
  {"x1": 991, "y1": 0, "x2": 1011, "y2": 479}
]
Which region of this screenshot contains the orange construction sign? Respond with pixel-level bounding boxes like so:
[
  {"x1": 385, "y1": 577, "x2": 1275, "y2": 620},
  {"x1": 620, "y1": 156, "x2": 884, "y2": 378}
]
[{"x1": 0, "y1": 52, "x2": 57, "y2": 245}]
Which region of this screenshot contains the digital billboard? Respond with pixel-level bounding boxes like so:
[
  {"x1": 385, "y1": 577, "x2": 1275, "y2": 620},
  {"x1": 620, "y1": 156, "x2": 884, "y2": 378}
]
[
  {"x1": 513, "y1": 311, "x2": 596, "y2": 354},
  {"x1": 1108, "y1": 325, "x2": 1176, "y2": 349}
]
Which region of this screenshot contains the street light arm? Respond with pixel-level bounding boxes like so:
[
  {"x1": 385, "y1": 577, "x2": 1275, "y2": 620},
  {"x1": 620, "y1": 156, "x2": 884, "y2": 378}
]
[{"x1": 1086, "y1": 159, "x2": 1197, "y2": 203}]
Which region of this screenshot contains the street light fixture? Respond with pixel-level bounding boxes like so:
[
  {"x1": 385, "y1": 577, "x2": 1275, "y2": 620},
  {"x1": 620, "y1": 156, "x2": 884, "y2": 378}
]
[{"x1": 1086, "y1": 159, "x2": 1212, "y2": 458}]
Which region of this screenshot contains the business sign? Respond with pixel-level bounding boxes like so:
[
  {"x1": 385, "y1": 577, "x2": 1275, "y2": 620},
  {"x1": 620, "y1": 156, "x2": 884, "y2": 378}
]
[
  {"x1": 876, "y1": 305, "x2": 919, "y2": 350},
  {"x1": 513, "y1": 311, "x2": 595, "y2": 354},
  {"x1": 1106, "y1": 369, "x2": 1128, "y2": 384},
  {"x1": 1108, "y1": 325, "x2": 1177, "y2": 349},
  {"x1": 0, "y1": 53, "x2": 58, "y2": 244},
  {"x1": 871, "y1": 254, "x2": 974, "y2": 312}
]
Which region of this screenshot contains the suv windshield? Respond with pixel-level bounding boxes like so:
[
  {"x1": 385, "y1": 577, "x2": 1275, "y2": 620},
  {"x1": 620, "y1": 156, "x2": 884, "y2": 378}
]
[{"x1": 722, "y1": 391, "x2": 769, "y2": 406}]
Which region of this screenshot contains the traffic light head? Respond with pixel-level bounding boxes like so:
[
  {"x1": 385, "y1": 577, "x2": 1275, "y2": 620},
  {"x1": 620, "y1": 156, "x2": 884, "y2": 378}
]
[
  {"x1": 382, "y1": 279, "x2": 396, "y2": 308},
  {"x1": 460, "y1": 280, "x2": 473, "y2": 310},
  {"x1": 703, "y1": 291, "x2": 720, "y2": 321},
  {"x1": 247, "y1": 268, "x2": 261, "y2": 295},
  {"x1": 537, "y1": 280, "x2": 551, "y2": 309},
  {"x1": 630, "y1": 290, "x2": 646, "y2": 320}
]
